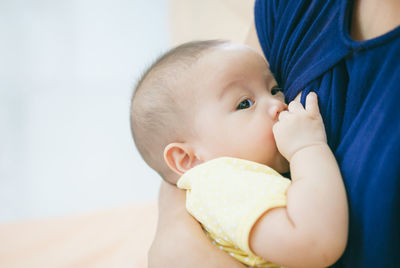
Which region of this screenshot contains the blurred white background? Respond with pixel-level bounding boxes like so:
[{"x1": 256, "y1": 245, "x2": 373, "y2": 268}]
[
  {"x1": 0, "y1": 0, "x2": 169, "y2": 222},
  {"x1": 0, "y1": 1, "x2": 255, "y2": 267},
  {"x1": 0, "y1": 0, "x2": 253, "y2": 224}
]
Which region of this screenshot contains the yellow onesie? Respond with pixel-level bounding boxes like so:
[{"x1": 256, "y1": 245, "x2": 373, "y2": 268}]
[{"x1": 177, "y1": 157, "x2": 291, "y2": 267}]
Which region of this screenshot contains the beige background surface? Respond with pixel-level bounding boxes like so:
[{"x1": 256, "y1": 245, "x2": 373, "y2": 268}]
[
  {"x1": 0, "y1": 1, "x2": 254, "y2": 267},
  {"x1": 169, "y1": 0, "x2": 253, "y2": 45},
  {"x1": 0, "y1": 204, "x2": 157, "y2": 268}
]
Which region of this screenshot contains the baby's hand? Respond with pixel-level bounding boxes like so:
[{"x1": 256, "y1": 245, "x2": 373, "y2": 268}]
[{"x1": 273, "y1": 92, "x2": 327, "y2": 161}]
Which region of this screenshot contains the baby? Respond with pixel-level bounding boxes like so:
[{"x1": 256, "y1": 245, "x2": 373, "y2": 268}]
[{"x1": 130, "y1": 40, "x2": 348, "y2": 267}]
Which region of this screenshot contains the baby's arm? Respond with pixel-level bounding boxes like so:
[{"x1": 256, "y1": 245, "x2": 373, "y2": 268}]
[{"x1": 249, "y1": 93, "x2": 348, "y2": 268}]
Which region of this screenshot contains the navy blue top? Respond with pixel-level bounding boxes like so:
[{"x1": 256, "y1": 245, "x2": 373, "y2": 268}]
[{"x1": 255, "y1": 0, "x2": 400, "y2": 267}]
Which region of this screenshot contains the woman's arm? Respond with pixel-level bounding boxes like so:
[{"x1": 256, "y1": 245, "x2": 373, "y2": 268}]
[{"x1": 148, "y1": 181, "x2": 246, "y2": 268}]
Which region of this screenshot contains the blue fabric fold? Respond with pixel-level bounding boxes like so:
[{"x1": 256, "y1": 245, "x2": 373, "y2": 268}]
[{"x1": 255, "y1": 0, "x2": 400, "y2": 266}]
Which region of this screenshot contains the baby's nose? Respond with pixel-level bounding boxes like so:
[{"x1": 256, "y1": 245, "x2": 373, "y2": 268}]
[{"x1": 269, "y1": 100, "x2": 287, "y2": 121}]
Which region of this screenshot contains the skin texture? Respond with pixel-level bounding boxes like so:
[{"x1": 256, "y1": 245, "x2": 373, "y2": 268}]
[{"x1": 350, "y1": 0, "x2": 400, "y2": 41}]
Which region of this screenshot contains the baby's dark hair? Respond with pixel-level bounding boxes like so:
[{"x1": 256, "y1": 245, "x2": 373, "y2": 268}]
[{"x1": 130, "y1": 40, "x2": 228, "y2": 181}]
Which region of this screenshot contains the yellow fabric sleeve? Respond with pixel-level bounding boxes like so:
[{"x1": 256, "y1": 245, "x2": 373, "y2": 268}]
[{"x1": 177, "y1": 157, "x2": 291, "y2": 267}]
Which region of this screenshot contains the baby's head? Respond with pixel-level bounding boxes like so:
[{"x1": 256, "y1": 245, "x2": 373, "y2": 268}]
[{"x1": 131, "y1": 40, "x2": 289, "y2": 184}]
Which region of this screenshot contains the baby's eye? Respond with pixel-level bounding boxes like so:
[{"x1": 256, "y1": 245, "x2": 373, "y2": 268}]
[
  {"x1": 271, "y1": 86, "x2": 282, "y2": 95},
  {"x1": 236, "y1": 98, "x2": 254, "y2": 110}
]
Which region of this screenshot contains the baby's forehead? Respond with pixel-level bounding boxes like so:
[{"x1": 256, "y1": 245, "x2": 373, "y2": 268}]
[
  {"x1": 198, "y1": 45, "x2": 269, "y2": 74},
  {"x1": 193, "y1": 46, "x2": 271, "y2": 83}
]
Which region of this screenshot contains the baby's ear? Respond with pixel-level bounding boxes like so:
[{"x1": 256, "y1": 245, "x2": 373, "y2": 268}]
[{"x1": 164, "y1": 143, "x2": 200, "y2": 177}]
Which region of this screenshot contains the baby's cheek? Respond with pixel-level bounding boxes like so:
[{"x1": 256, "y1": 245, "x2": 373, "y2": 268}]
[
  {"x1": 251, "y1": 132, "x2": 276, "y2": 154},
  {"x1": 262, "y1": 131, "x2": 279, "y2": 157},
  {"x1": 262, "y1": 126, "x2": 276, "y2": 143}
]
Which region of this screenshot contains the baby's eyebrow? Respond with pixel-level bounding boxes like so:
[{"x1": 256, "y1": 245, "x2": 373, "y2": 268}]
[{"x1": 218, "y1": 78, "x2": 244, "y2": 100}]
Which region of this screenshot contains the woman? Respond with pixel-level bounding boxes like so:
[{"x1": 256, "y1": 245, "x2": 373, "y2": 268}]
[{"x1": 149, "y1": 0, "x2": 400, "y2": 267}]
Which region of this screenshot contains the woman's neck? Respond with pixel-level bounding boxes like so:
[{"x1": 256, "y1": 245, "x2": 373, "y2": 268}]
[{"x1": 350, "y1": 0, "x2": 400, "y2": 41}]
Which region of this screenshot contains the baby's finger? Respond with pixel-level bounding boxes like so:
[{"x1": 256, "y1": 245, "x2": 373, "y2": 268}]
[
  {"x1": 288, "y1": 100, "x2": 304, "y2": 113},
  {"x1": 305, "y1": 92, "x2": 320, "y2": 114}
]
